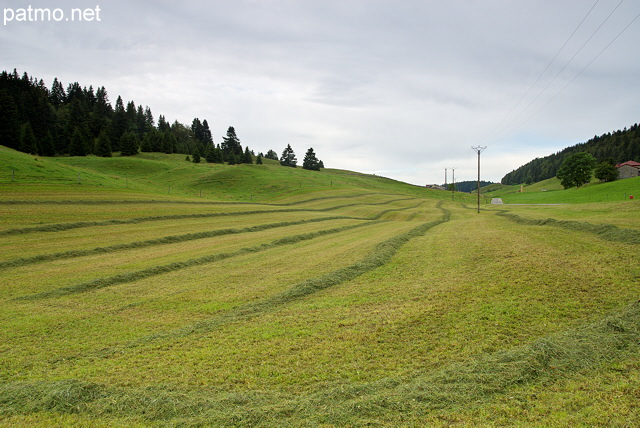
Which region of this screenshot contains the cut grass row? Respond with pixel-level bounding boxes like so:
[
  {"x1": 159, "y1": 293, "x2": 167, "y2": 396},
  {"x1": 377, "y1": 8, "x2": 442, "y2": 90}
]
[
  {"x1": 0, "y1": 195, "x2": 422, "y2": 235},
  {"x1": 0, "y1": 195, "x2": 431, "y2": 266},
  {"x1": 16, "y1": 220, "x2": 381, "y2": 301},
  {"x1": 494, "y1": 209, "x2": 640, "y2": 244},
  {"x1": 0, "y1": 216, "x2": 361, "y2": 270},
  {"x1": 487, "y1": 199, "x2": 640, "y2": 230}
]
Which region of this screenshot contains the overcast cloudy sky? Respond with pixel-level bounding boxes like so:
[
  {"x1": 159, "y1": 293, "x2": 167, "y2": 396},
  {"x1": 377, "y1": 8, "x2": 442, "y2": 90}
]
[{"x1": 3, "y1": 0, "x2": 640, "y2": 185}]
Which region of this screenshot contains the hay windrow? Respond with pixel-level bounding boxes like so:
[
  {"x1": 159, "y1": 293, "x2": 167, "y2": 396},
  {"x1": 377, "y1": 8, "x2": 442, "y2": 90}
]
[
  {"x1": 495, "y1": 210, "x2": 640, "y2": 244},
  {"x1": 0, "y1": 197, "x2": 422, "y2": 237},
  {"x1": 15, "y1": 221, "x2": 382, "y2": 301},
  {"x1": 0, "y1": 216, "x2": 354, "y2": 270}
]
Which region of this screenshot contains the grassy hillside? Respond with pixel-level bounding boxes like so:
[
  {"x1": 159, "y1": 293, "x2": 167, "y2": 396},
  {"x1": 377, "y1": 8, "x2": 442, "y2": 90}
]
[
  {"x1": 0, "y1": 146, "x2": 443, "y2": 203},
  {"x1": 1, "y1": 146, "x2": 639, "y2": 426},
  {"x1": 483, "y1": 175, "x2": 640, "y2": 204}
]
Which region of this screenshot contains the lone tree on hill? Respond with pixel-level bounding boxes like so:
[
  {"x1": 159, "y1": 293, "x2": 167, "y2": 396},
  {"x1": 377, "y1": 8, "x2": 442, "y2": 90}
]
[
  {"x1": 280, "y1": 144, "x2": 297, "y2": 167},
  {"x1": 556, "y1": 152, "x2": 597, "y2": 189},
  {"x1": 302, "y1": 147, "x2": 322, "y2": 171}
]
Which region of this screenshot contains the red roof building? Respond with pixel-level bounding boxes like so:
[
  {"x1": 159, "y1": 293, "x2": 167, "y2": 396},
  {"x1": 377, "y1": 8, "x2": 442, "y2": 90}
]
[{"x1": 616, "y1": 161, "x2": 640, "y2": 179}]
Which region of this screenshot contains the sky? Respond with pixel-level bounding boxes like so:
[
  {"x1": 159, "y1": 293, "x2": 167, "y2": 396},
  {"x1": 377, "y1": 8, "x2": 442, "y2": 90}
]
[{"x1": 3, "y1": 0, "x2": 640, "y2": 185}]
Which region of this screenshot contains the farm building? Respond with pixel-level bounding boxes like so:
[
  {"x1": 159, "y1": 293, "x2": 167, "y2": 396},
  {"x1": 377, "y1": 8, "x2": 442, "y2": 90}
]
[{"x1": 616, "y1": 161, "x2": 640, "y2": 179}]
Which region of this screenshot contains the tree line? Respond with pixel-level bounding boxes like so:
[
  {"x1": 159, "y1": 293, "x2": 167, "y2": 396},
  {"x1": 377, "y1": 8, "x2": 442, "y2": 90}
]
[
  {"x1": 501, "y1": 122, "x2": 640, "y2": 185},
  {"x1": 445, "y1": 180, "x2": 495, "y2": 193},
  {"x1": 0, "y1": 69, "x2": 324, "y2": 171}
]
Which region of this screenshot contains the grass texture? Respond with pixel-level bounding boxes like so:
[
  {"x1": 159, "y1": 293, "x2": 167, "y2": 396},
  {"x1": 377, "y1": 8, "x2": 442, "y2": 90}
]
[{"x1": 1, "y1": 147, "x2": 639, "y2": 426}]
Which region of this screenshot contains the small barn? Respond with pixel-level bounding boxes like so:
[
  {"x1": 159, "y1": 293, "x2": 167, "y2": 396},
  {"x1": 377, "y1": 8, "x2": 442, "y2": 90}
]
[{"x1": 616, "y1": 161, "x2": 640, "y2": 179}]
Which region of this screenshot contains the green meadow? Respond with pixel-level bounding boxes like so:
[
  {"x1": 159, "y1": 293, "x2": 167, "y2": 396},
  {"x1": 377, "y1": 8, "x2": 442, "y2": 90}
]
[{"x1": 1, "y1": 147, "x2": 639, "y2": 426}]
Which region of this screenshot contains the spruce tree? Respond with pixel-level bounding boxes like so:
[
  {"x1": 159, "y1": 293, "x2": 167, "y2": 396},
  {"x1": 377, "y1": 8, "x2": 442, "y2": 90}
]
[
  {"x1": 163, "y1": 132, "x2": 176, "y2": 154},
  {"x1": 243, "y1": 146, "x2": 253, "y2": 164},
  {"x1": 222, "y1": 126, "x2": 242, "y2": 160},
  {"x1": 69, "y1": 128, "x2": 87, "y2": 156},
  {"x1": 95, "y1": 129, "x2": 112, "y2": 157},
  {"x1": 20, "y1": 122, "x2": 38, "y2": 154},
  {"x1": 140, "y1": 133, "x2": 153, "y2": 152},
  {"x1": 110, "y1": 96, "x2": 127, "y2": 152},
  {"x1": 205, "y1": 144, "x2": 216, "y2": 163},
  {"x1": 0, "y1": 89, "x2": 19, "y2": 150},
  {"x1": 192, "y1": 146, "x2": 201, "y2": 163},
  {"x1": 265, "y1": 149, "x2": 278, "y2": 160},
  {"x1": 302, "y1": 147, "x2": 321, "y2": 171},
  {"x1": 120, "y1": 131, "x2": 139, "y2": 156},
  {"x1": 40, "y1": 132, "x2": 56, "y2": 157},
  {"x1": 201, "y1": 120, "x2": 213, "y2": 144},
  {"x1": 280, "y1": 144, "x2": 297, "y2": 167},
  {"x1": 49, "y1": 77, "x2": 66, "y2": 107}
]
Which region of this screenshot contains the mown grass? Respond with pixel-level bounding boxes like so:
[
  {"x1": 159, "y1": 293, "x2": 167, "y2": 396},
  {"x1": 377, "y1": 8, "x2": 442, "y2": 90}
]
[{"x1": 1, "y1": 146, "x2": 639, "y2": 426}]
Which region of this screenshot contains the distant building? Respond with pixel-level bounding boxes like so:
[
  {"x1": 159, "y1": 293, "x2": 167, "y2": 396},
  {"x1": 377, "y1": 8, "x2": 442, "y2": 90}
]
[
  {"x1": 616, "y1": 161, "x2": 640, "y2": 179},
  {"x1": 426, "y1": 184, "x2": 446, "y2": 190}
]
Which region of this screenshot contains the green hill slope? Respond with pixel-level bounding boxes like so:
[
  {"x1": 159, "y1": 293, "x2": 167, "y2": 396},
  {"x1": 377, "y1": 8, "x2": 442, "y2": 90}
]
[
  {"x1": 0, "y1": 146, "x2": 444, "y2": 202},
  {"x1": 486, "y1": 176, "x2": 640, "y2": 204}
]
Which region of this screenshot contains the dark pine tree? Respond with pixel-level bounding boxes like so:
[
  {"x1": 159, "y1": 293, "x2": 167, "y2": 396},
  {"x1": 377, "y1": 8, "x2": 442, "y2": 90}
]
[
  {"x1": 265, "y1": 149, "x2": 278, "y2": 160},
  {"x1": 110, "y1": 96, "x2": 127, "y2": 152},
  {"x1": 280, "y1": 144, "x2": 297, "y2": 167},
  {"x1": 217, "y1": 144, "x2": 225, "y2": 163},
  {"x1": 243, "y1": 146, "x2": 253, "y2": 164},
  {"x1": 201, "y1": 119, "x2": 213, "y2": 145},
  {"x1": 205, "y1": 144, "x2": 216, "y2": 163},
  {"x1": 0, "y1": 89, "x2": 20, "y2": 150},
  {"x1": 68, "y1": 128, "x2": 87, "y2": 156},
  {"x1": 20, "y1": 122, "x2": 37, "y2": 154},
  {"x1": 221, "y1": 126, "x2": 242, "y2": 161},
  {"x1": 302, "y1": 147, "x2": 321, "y2": 171},
  {"x1": 192, "y1": 146, "x2": 202, "y2": 163},
  {"x1": 49, "y1": 77, "x2": 66, "y2": 107},
  {"x1": 95, "y1": 129, "x2": 112, "y2": 157},
  {"x1": 120, "y1": 131, "x2": 139, "y2": 156},
  {"x1": 157, "y1": 115, "x2": 170, "y2": 132},
  {"x1": 39, "y1": 132, "x2": 56, "y2": 157}
]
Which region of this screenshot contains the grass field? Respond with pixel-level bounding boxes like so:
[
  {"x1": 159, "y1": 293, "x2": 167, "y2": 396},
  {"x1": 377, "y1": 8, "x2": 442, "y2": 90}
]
[
  {"x1": 486, "y1": 176, "x2": 640, "y2": 204},
  {"x1": 1, "y1": 148, "x2": 639, "y2": 426}
]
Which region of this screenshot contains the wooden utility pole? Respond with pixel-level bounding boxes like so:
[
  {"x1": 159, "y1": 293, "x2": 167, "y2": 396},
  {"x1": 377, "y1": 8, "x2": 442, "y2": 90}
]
[
  {"x1": 451, "y1": 167, "x2": 456, "y2": 201},
  {"x1": 471, "y1": 146, "x2": 486, "y2": 213}
]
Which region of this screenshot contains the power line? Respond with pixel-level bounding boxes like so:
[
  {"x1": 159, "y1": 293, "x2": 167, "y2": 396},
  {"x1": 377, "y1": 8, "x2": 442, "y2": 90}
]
[
  {"x1": 480, "y1": 0, "x2": 601, "y2": 144},
  {"x1": 494, "y1": 0, "x2": 624, "y2": 140},
  {"x1": 484, "y1": 0, "x2": 632, "y2": 145},
  {"x1": 502, "y1": 7, "x2": 640, "y2": 139}
]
